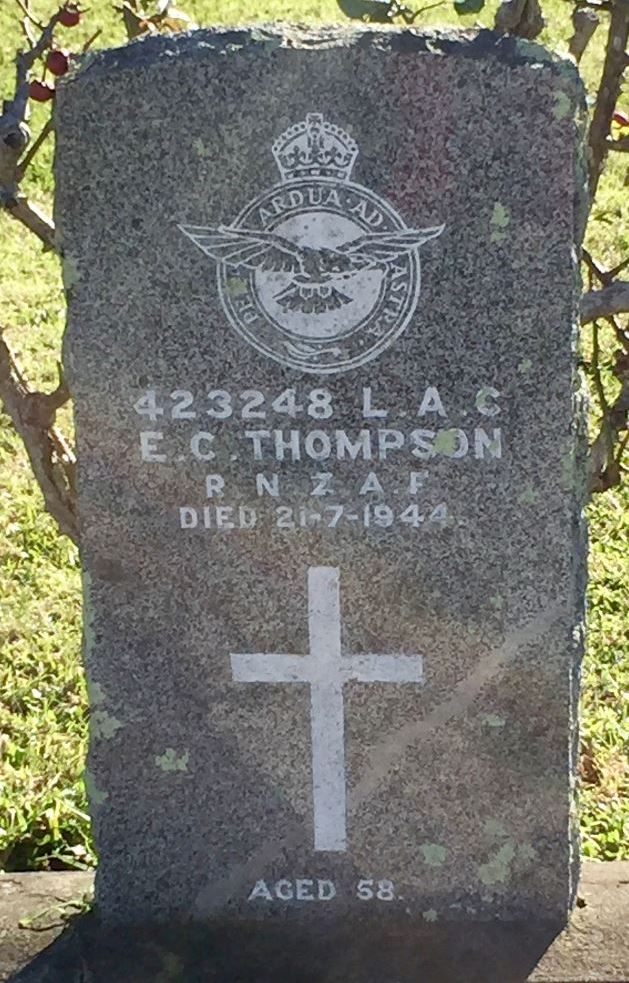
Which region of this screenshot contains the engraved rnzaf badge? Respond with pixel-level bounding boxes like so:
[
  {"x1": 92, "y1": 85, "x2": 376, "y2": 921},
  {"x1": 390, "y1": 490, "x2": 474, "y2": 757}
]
[{"x1": 180, "y1": 114, "x2": 443, "y2": 374}]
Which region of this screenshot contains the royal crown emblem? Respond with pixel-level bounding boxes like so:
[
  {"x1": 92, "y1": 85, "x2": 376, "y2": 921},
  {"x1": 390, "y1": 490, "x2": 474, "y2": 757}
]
[
  {"x1": 272, "y1": 113, "x2": 359, "y2": 182},
  {"x1": 180, "y1": 114, "x2": 443, "y2": 374}
]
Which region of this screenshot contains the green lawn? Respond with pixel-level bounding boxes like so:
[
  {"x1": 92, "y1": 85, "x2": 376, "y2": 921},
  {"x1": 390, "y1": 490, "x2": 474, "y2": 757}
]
[{"x1": 0, "y1": 0, "x2": 627, "y2": 870}]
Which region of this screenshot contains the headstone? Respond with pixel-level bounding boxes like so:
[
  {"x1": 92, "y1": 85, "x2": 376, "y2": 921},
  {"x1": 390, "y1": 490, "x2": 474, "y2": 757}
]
[{"x1": 56, "y1": 23, "x2": 587, "y2": 949}]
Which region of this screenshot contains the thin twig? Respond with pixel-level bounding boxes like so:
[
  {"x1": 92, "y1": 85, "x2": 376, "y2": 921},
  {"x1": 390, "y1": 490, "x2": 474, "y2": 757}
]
[
  {"x1": 582, "y1": 247, "x2": 600, "y2": 282},
  {"x1": 591, "y1": 320, "x2": 610, "y2": 418},
  {"x1": 16, "y1": 117, "x2": 54, "y2": 182},
  {"x1": 82, "y1": 28, "x2": 103, "y2": 52},
  {"x1": 606, "y1": 256, "x2": 629, "y2": 282},
  {"x1": 14, "y1": 0, "x2": 43, "y2": 29},
  {"x1": 405, "y1": 0, "x2": 445, "y2": 20},
  {"x1": 605, "y1": 313, "x2": 629, "y2": 352},
  {"x1": 591, "y1": 315, "x2": 614, "y2": 476}
]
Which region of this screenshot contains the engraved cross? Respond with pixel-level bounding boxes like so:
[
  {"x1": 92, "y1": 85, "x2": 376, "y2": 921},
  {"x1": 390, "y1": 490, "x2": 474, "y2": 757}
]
[{"x1": 230, "y1": 566, "x2": 424, "y2": 852}]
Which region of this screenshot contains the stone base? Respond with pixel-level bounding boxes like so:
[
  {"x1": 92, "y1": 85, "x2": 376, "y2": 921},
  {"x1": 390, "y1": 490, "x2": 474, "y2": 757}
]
[{"x1": 1, "y1": 862, "x2": 628, "y2": 982}]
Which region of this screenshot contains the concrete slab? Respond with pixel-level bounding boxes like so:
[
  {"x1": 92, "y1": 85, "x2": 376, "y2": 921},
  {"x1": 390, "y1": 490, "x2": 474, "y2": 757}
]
[{"x1": 1, "y1": 862, "x2": 627, "y2": 981}]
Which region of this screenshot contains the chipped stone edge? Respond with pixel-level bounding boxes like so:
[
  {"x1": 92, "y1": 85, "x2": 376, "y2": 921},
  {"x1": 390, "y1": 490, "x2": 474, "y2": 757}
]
[
  {"x1": 80, "y1": 570, "x2": 105, "y2": 824},
  {"x1": 55, "y1": 25, "x2": 584, "y2": 89},
  {"x1": 566, "y1": 79, "x2": 590, "y2": 916}
]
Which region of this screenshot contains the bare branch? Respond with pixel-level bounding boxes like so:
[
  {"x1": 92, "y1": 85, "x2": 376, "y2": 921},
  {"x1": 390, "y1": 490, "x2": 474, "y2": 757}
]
[
  {"x1": 1, "y1": 7, "x2": 63, "y2": 247},
  {"x1": 582, "y1": 246, "x2": 601, "y2": 282},
  {"x1": 2, "y1": 8, "x2": 67, "y2": 146},
  {"x1": 0, "y1": 332, "x2": 78, "y2": 542},
  {"x1": 583, "y1": 247, "x2": 629, "y2": 285},
  {"x1": 115, "y1": 2, "x2": 155, "y2": 39},
  {"x1": 4, "y1": 194, "x2": 56, "y2": 250},
  {"x1": 581, "y1": 280, "x2": 629, "y2": 322},
  {"x1": 582, "y1": 249, "x2": 629, "y2": 491},
  {"x1": 494, "y1": 0, "x2": 545, "y2": 39},
  {"x1": 607, "y1": 134, "x2": 629, "y2": 151},
  {"x1": 588, "y1": 0, "x2": 629, "y2": 196},
  {"x1": 18, "y1": 14, "x2": 39, "y2": 47},
  {"x1": 588, "y1": 373, "x2": 629, "y2": 492},
  {"x1": 569, "y1": 6, "x2": 600, "y2": 63},
  {"x1": 591, "y1": 319, "x2": 611, "y2": 422}
]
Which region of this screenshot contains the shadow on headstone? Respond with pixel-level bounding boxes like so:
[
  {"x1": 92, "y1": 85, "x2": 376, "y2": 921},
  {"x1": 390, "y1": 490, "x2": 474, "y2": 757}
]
[{"x1": 10, "y1": 911, "x2": 563, "y2": 983}]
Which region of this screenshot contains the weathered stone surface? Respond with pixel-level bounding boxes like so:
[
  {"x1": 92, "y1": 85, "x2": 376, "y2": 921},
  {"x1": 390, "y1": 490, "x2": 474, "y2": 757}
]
[{"x1": 55, "y1": 25, "x2": 587, "y2": 937}]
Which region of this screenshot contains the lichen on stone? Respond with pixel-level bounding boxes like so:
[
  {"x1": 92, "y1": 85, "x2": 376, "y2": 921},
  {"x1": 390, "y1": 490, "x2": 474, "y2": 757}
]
[
  {"x1": 481, "y1": 714, "x2": 506, "y2": 729},
  {"x1": 517, "y1": 486, "x2": 538, "y2": 505},
  {"x1": 420, "y1": 843, "x2": 447, "y2": 866},
  {"x1": 91, "y1": 709, "x2": 123, "y2": 741},
  {"x1": 87, "y1": 680, "x2": 106, "y2": 706},
  {"x1": 484, "y1": 818, "x2": 508, "y2": 837},
  {"x1": 478, "y1": 841, "x2": 516, "y2": 885},
  {"x1": 433, "y1": 429, "x2": 459, "y2": 455},
  {"x1": 227, "y1": 277, "x2": 248, "y2": 298},
  {"x1": 490, "y1": 202, "x2": 510, "y2": 244},
  {"x1": 84, "y1": 768, "x2": 108, "y2": 807},
  {"x1": 155, "y1": 748, "x2": 189, "y2": 772},
  {"x1": 553, "y1": 90, "x2": 572, "y2": 120},
  {"x1": 62, "y1": 252, "x2": 81, "y2": 289},
  {"x1": 193, "y1": 138, "x2": 211, "y2": 158}
]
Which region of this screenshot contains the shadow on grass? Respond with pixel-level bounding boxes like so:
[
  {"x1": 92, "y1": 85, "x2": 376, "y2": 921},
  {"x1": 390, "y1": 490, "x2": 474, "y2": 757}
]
[{"x1": 9, "y1": 910, "x2": 563, "y2": 983}]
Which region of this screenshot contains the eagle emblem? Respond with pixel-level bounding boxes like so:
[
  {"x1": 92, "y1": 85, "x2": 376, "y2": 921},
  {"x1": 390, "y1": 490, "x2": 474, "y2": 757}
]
[{"x1": 180, "y1": 114, "x2": 443, "y2": 374}]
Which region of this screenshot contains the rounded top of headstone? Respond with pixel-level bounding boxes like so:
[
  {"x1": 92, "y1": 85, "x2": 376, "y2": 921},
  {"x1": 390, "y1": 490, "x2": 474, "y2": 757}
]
[{"x1": 57, "y1": 24, "x2": 584, "y2": 94}]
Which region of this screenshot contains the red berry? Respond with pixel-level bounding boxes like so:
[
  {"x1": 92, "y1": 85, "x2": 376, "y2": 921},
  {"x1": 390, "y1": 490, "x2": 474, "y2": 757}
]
[
  {"x1": 58, "y1": 4, "x2": 81, "y2": 27},
  {"x1": 29, "y1": 79, "x2": 55, "y2": 102},
  {"x1": 46, "y1": 49, "x2": 70, "y2": 77},
  {"x1": 613, "y1": 109, "x2": 629, "y2": 128}
]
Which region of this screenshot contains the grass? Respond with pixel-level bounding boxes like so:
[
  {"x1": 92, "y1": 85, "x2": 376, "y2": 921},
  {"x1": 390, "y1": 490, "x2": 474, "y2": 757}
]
[{"x1": 0, "y1": 0, "x2": 627, "y2": 870}]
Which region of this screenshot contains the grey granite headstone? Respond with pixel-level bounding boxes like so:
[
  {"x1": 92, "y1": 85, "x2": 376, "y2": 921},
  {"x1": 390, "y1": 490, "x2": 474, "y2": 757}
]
[{"x1": 55, "y1": 24, "x2": 587, "y2": 945}]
